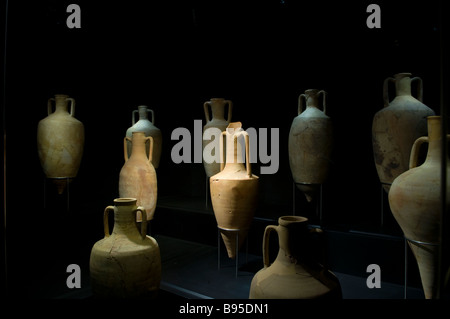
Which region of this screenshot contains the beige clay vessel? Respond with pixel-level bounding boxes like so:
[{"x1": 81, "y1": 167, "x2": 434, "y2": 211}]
[
  {"x1": 210, "y1": 122, "x2": 259, "y2": 259},
  {"x1": 389, "y1": 116, "x2": 449, "y2": 299},
  {"x1": 119, "y1": 132, "x2": 157, "y2": 221},
  {"x1": 89, "y1": 198, "x2": 161, "y2": 298},
  {"x1": 203, "y1": 98, "x2": 233, "y2": 177},
  {"x1": 249, "y1": 216, "x2": 341, "y2": 299},
  {"x1": 37, "y1": 94, "x2": 84, "y2": 194}
]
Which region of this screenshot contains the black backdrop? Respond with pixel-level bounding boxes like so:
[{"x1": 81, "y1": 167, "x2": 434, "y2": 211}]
[{"x1": 2, "y1": 0, "x2": 445, "y2": 298}]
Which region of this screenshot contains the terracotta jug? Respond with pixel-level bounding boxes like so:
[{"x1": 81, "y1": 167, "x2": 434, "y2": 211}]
[
  {"x1": 372, "y1": 73, "x2": 435, "y2": 193},
  {"x1": 249, "y1": 216, "x2": 341, "y2": 299},
  {"x1": 288, "y1": 89, "x2": 333, "y2": 202},
  {"x1": 37, "y1": 94, "x2": 84, "y2": 194},
  {"x1": 210, "y1": 122, "x2": 259, "y2": 259},
  {"x1": 389, "y1": 116, "x2": 449, "y2": 299},
  {"x1": 119, "y1": 132, "x2": 157, "y2": 221},
  {"x1": 89, "y1": 198, "x2": 161, "y2": 298},
  {"x1": 126, "y1": 105, "x2": 162, "y2": 169},
  {"x1": 203, "y1": 98, "x2": 233, "y2": 177}
]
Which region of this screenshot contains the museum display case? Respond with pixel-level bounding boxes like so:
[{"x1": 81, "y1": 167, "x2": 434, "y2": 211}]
[{"x1": 1, "y1": 0, "x2": 449, "y2": 309}]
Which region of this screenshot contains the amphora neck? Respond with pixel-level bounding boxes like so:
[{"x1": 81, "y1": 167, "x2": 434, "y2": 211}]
[
  {"x1": 224, "y1": 122, "x2": 246, "y2": 169},
  {"x1": 110, "y1": 198, "x2": 143, "y2": 237},
  {"x1": 394, "y1": 73, "x2": 413, "y2": 96},
  {"x1": 209, "y1": 98, "x2": 227, "y2": 120},
  {"x1": 137, "y1": 105, "x2": 149, "y2": 120},
  {"x1": 304, "y1": 89, "x2": 321, "y2": 108},
  {"x1": 277, "y1": 216, "x2": 310, "y2": 260},
  {"x1": 54, "y1": 94, "x2": 70, "y2": 112},
  {"x1": 424, "y1": 116, "x2": 446, "y2": 165},
  {"x1": 130, "y1": 132, "x2": 148, "y2": 157}
]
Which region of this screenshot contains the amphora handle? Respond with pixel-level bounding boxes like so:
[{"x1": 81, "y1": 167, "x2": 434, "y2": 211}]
[
  {"x1": 123, "y1": 136, "x2": 154, "y2": 164},
  {"x1": 298, "y1": 90, "x2": 326, "y2": 115},
  {"x1": 219, "y1": 130, "x2": 252, "y2": 177},
  {"x1": 262, "y1": 225, "x2": 279, "y2": 268},
  {"x1": 67, "y1": 98, "x2": 76, "y2": 116},
  {"x1": 124, "y1": 137, "x2": 131, "y2": 162},
  {"x1": 103, "y1": 206, "x2": 115, "y2": 238},
  {"x1": 134, "y1": 206, "x2": 148, "y2": 239},
  {"x1": 204, "y1": 100, "x2": 233, "y2": 123},
  {"x1": 132, "y1": 108, "x2": 155, "y2": 125},
  {"x1": 146, "y1": 136, "x2": 154, "y2": 164},
  {"x1": 383, "y1": 76, "x2": 423, "y2": 107},
  {"x1": 409, "y1": 134, "x2": 450, "y2": 169},
  {"x1": 103, "y1": 205, "x2": 148, "y2": 240},
  {"x1": 47, "y1": 97, "x2": 75, "y2": 116}
]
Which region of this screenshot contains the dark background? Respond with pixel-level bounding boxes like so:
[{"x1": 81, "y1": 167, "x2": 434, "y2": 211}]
[{"x1": 2, "y1": 0, "x2": 446, "y2": 298}]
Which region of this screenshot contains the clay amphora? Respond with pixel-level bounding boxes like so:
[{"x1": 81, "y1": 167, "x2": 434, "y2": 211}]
[
  {"x1": 126, "y1": 105, "x2": 162, "y2": 169},
  {"x1": 37, "y1": 94, "x2": 84, "y2": 194},
  {"x1": 372, "y1": 73, "x2": 435, "y2": 193},
  {"x1": 203, "y1": 98, "x2": 233, "y2": 177},
  {"x1": 288, "y1": 89, "x2": 333, "y2": 202},
  {"x1": 210, "y1": 122, "x2": 259, "y2": 259},
  {"x1": 119, "y1": 132, "x2": 157, "y2": 221},
  {"x1": 89, "y1": 198, "x2": 161, "y2": 299},
  {"x1": 249, "y1": 216, "x2": 341, "y2": 299},
  {"x1": 389, "y1": 116, "x2": 449, "y2": 299}
]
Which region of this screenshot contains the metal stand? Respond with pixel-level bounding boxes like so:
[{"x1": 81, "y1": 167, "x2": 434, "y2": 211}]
[
  {"x1": 217, "y1": 226, "x2": 248, "y2": 278},
  {"x1": 292, "y1": 182, "x2": 323, "y2": 226},
  {"x1": 292, "y1": 182, "x2": 296, "y2": 215},
  {"x1": 43, "y1": 177, "x2": 46, "y2": 209},
  {"x1": 317, "y1": 184, "x2": 323, "y2": 226},
  {"x1": 380, "y1": 185, "x2": 384, "y2": 229},
  {"x1": 403, "y1": 236, "x2": 440, "y2": 299},
  {"x1": 44, "y1": 177, "x2": 71, "y2": 214},
  {"x1": 380, "y1": 184, "x2": 388, "y2": 230},
  {"x1": 379, "y1": 183, "x2": 393, "y2": 230},
  {"x1": 205, "y1": 176, "x2": 209, "y2": 209},
  {"x1": 65, "y1": 178, "x2": 70, "y2": 213},
  {"x1": 404, "y1": 237, "x2": 408, "y2": 299}
]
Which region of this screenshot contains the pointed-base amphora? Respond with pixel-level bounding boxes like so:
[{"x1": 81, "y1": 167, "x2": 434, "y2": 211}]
[
  {"x1": 389, "y1": 116, "x2": 449, "y2": 299},
  {"x1": 210, "y1": 122, "x2": 259, "y2": 259}
]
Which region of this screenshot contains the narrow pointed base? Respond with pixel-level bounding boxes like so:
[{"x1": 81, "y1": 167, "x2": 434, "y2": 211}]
[
  {"x1": 220, "y1": 228, "x2": 248, "y2": 260},
  {"x1": 51, "y1": 178, "x2": 73, "y2": 195},
  {"x1": 295, "y1": 183, "x2": 320, "y2": 203},
  {"x1": 408, "y1": 241, "x2": 439, "y2": 299},
  {"x1": 381, "y1": 182, "x2": 391, "y2": 194}
]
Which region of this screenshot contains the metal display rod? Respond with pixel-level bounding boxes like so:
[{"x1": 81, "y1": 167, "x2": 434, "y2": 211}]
[{"x1": 217, "y1": 226, "x2": 248, "y2": 278}]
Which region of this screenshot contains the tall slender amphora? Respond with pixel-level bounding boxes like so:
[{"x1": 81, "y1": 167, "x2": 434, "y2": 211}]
[
  {"x1": 372, "y1": 73, "x2": 435, "y2": 193},
  {"x1": 249, "y1": 216, "x2": 341, "y2": 299},
  {"x1": 288, "y1": 89, "x2": 333, "y2": 202},
  {"x1": 210, "y1": 122, "x2": 259, "y2": 259},
  {"x1": 126, "y1": 105, "x2": 162, "y2": 169},
  {"x1": 389, "y1": 116, "x2": 449, "y2": 299},
  {"x1": 119, "y1": 132, "x2": 157, "y2": 221},
  {"x1": 90, "y1": 198, "x2": 161, "y2": 298},
  {"x1": 37, "y1": 94, "x2": 84, "y2": 194},
  {"x1": 203, "y1": 98, "x2": 233, "y2": 177}
]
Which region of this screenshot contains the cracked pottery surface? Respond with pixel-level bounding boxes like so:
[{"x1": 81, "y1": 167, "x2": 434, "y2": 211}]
[
  {"x1": 372, "y1": 73, "x2": 435, "y2": 193},
  {"x1": 249, "y1": 216, "x2": 342, "y2": 299},
  {"x1": 90, "y1": 198, "x2": 161, "y2": 299}
]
